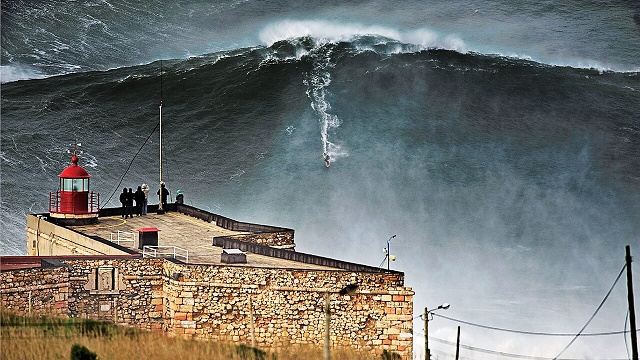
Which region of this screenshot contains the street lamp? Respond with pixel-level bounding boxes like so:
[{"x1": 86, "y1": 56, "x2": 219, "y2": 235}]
[
  {"x1": 423, "y1": 303, "x2": 450, "y2": 360},
  {"x1": 381, "y1": 235, "x2": 397, "y2": 270},
  {"x1": 324, "y1": 284, "x2": 359, "y2": 360}
]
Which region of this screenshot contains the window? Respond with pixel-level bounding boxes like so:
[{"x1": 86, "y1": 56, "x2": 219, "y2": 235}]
[
  {"x1": 61, "y1": 178, "x2": 88, "y2": 191},
  {"x1": 62, "y1": 179, "x2": 73, "y2": 191}
]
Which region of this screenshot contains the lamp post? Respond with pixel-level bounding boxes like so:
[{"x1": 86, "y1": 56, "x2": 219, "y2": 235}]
[
  {"x1": 423, "y1": 303, "x2": 450, "y2": 360},
  {"x1": 324, "y1": 284, "x2": 359, "y2": 360},
  {"x1": 384, "y1": 235, "x2": 397, "y2": 270}
]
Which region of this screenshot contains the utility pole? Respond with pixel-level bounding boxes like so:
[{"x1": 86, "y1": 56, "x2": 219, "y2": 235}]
[
  {"x1": 627, "y1": 245, "x2": 638, "y2": 360},
  {"x1": 424, "y1": 307, "x2": 430, "y2": 360},
  {"x1": 455, "y1": 326, "x2": 460, "y2": 360},
  {"x1": 324, "y1": 292, "x2": 330, "y2": 360}
]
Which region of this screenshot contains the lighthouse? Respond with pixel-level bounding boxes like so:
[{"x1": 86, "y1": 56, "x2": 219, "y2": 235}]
[{"x1": 48, "y1": 153, "x2": 99, "y2": 225}]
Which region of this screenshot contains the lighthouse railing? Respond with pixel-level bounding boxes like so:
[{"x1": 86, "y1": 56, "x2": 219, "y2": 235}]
[
  {"x1": 88, "y1": 192, "x2": 100, "y2": 213},
  {"x1": 49, "y1": 191, "x2": 100, "y2": 214},
  {"x1": 49, "y1": 192, "x2": 59, "y2": 213}
]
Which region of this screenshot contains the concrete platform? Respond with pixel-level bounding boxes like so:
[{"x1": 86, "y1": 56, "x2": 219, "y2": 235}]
[{"x1": 70, "y1": 212, "x2": 339, "y2": 270}]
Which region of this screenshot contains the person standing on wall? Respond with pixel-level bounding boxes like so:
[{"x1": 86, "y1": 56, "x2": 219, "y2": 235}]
[
  {"x1": 119, "y1": 188, "x2": 128, "y2": 218},
  {"x1": 134, "y1": 186, "x2": 145, "y2": 216},
  {"x1": 126, "y1": 188, "x2": 134, "y2": 218},
  {"x1": 141, "y1": 183, "x2": 149, "y2": 215},
  {"x1": 157, "y1": 182, "x2": 169, "y2": 210}
]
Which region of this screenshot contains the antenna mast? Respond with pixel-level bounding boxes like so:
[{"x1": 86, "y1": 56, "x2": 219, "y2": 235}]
[{"x1": 158, "y1": 60, "x2": 164, "y2": 212}]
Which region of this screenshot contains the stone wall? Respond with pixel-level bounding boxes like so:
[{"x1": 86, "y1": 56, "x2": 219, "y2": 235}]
[
  {"x1": 175, "y1": 204, "x2": 295, "y2": 248},
  {"x1": 62, "y1": 258, "x2": 165, "y2": 331},
  {"x1": 215, "y1": 232, "x2": 295, "y2": 249},
  {"x1": 237, "y1": 231, "x2": 295, "y2": 248},
  {"x1": 0, "y1": 266, "x2": 69, "y2": 316},
  {"x1": 0, "y1": 258, "x2": 413, "y2": 358},
  {"x1": 163, "y1": 262, "x2": 413, "y2": 358}
]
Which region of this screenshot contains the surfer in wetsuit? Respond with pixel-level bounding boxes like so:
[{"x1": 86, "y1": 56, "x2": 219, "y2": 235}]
[{"x1": 323, "y1": 152, "x2": 330, "y2": 168}]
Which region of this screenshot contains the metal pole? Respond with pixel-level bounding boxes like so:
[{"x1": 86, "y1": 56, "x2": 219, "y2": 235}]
[
  {"x1": 386, "y1": 235, "x2": 396, "y2": 270},
  {"x1": 627, "y1": 245, "x2": 638, "y2": 360},
  {"x1": 455, "y1": 326, "x2": 460, "y2": 360},
  {"x1": 324, "y1": 292, "x2": 331, "y2": 360},
  {"x1": 424, "y1": 307, "x2": 430, "y2": 360},
  {"x1": 158, "y1": 60, "x2": 164, "y2": 212},
  {"x1": 387, "y1": 240, "x2": 390, "y2": 270},
  {"x1": 158, "y1": 100, "x2": 163, "y2": 211}
]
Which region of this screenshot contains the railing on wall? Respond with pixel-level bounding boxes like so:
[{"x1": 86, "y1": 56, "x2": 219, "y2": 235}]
[
  {"x1": 109, "y1": 231, "x2": 135, "y2": 246},
  {"x1": 212, "y1": 237, "x2": 401, "y2": 274},
  {"x1": 142, "y1": 246, "x2": 189, "y2": 263}
]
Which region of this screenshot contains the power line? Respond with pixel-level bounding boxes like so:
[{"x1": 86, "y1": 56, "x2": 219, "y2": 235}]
[
  {"x1": 552, "y1": 263, "x2": 627, "y2": 359},
  {"x1": 100, "y1": 122, "x2": 160, "y2": 209},
  {"x1": 432, "y1": 313, "x2": 638, "y2": 337},
  {"x1": 425, "y1": 333, "x2": 628, "y2": 360}
]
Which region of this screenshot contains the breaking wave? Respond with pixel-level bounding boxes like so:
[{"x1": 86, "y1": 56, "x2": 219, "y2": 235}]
[
  {"x1": 260, "y1": 20, "x2": 467, "y2": 53},
  {"x1": 0, "y1": 65, "x2": 47, "y2": 83}
]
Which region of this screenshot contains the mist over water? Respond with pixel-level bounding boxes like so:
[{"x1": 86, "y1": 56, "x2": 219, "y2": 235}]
[{"x1": 2, "y1": 0, "x2": 640, "y2": 358}]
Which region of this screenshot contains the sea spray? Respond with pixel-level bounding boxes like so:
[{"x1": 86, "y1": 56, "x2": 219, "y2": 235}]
[
  {"x1": 259, "y1": 20, "x2": 466, "y2": 53},
  {"x1": 303, "y1": 44, "x2": 347, "y2": 161}
]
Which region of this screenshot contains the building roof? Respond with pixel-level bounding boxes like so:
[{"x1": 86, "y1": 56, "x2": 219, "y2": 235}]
[{"x1": 69, "y1": 211, "x2": 341, "y2": 270}]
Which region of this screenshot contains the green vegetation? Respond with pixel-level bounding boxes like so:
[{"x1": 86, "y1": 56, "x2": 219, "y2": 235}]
[{"x1": 0, "y1": 311, "x2": 401, "y2": 359}]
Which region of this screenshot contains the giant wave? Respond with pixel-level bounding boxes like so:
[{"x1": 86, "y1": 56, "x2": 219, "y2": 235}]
[{"x1": 2, "y1": 33, "x2": 640, "y2": 357}]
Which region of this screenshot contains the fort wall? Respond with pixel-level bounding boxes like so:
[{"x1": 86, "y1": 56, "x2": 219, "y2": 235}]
[
  {"x1": 0, "y1": 258, "x2": 413, "y2": 358},
  {"x1": 26, "y1": 214, "x2": 133, "y2": 257},
  {"x1": 0, "y1": 266, "x2": 70, "y2": 316}
]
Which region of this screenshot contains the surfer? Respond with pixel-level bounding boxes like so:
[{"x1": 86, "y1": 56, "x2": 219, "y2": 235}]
[{"x1": 323, "y1": 152, "x2": 331, "y2": 168}]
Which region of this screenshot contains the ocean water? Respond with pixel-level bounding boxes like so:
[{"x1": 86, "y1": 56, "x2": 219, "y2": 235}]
[{"x1": 2, "y1": 0, "x2": 640, "y2": 358}]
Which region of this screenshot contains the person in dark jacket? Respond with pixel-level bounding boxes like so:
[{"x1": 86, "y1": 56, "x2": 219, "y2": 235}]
[
  {"x1": 119, "y1": 188, "x2": 128, "y2": 218},
  {"x1": 134, "y1": 186, "x2": 145, "y2": 216},
  {"x1": 126, "y1": 188, "x2": 134, "y2": 218},
  {"x1": 157, "y1": 182, "x2": 169, "y2": 210}
]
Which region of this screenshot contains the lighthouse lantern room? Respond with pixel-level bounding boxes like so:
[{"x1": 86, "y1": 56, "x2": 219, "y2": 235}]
[{"x1": 49, "y1": 153, "x2": 100, "y2": 225}]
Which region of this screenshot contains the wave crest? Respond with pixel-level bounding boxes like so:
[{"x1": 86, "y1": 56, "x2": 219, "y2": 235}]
[
  {"x1": 259, "y1": 20, "x2": 467, "y2": 52},
  {"x1": 1, "y1": 65, "x2": 47, "y2": 83}
]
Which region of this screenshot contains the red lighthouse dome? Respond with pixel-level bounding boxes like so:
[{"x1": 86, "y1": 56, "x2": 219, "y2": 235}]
[
  {"x1": 59, "y1": 154, "x2": 90, "y2": 178},
  {"x1": 49, "y1": 153, "x2": 99, "y2": 225}
]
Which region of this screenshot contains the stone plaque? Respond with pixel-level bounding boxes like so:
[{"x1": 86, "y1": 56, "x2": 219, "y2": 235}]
[{"x1": 97, "y1": 267, "x2": 114, "y2": 291}]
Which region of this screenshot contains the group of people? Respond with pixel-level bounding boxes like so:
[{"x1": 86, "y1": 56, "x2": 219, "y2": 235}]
[
  {"x1": 120, "y1": 184, "x2": 150, "y2": 218},
  {"x1": 120, "y1": 182, "x2": 172, "y2": 218}
]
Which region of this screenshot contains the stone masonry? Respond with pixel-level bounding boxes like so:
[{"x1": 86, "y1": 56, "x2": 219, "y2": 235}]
[{"x1": 0, "y1": 258, "x2": 413, "y2": 358}]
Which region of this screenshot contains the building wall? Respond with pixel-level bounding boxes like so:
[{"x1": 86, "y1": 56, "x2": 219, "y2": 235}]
[
  {"x1": 61, "y1": 258, "x2": 165, "y2": 330},
  {"x1": 0, "y1": 266, "x2": 69, "y2": 316},
  {"x1": 26, "y1": 215, "x2": 131, "y2": 256},
  {"x1": 0, "y1": 258, "x2": 413, "y2": 358},
  {"x1": 163, "y1": 262, "x2": 414, "y2": 357}
]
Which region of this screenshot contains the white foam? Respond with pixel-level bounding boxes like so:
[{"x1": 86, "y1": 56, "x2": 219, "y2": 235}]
[
  {"x1": 259, "y1": 20, "x2": 640, "y2": 73},
  {"x1": 260, "y1": 19, "x2": 467, "y2": 52},
  {"x1": 0, "y1": 65, "x2": 47, "y2": 83},
  {"x1": 303, "y1": 47, "x2": 348, "y2": 162}
]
